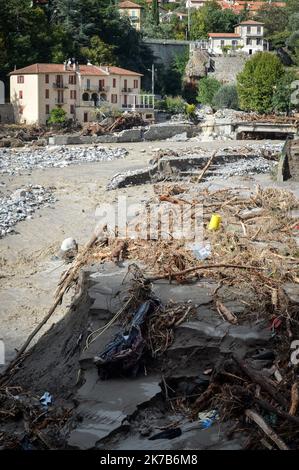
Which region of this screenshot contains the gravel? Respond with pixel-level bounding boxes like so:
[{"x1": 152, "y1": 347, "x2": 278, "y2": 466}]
[
  {"x1": 0, "y1": 145, "x2": 128, "y2": 176},
  {"x1": 208, "y1": 156, "x2": 276, "y2": 179},
  {"x1": 0, "y1": 185, "x2": 56, "y2": 238}
]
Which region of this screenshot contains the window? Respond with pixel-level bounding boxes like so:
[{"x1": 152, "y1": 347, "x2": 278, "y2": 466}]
[
  {"x1": 246, "y1": 38, "x2": 252, "y2": 45},
  {"x1": 257, "y1": 38, "x2": 262, "y2": 45},
  {"x1": 45, "y1": 74, "x2": 49, "y2": 84},
  {"x1": 45, "y1": 104, "x2": 50, "y2": 114},
  {"x1": 86, "y1": 79, "x2": 91, "y2": 89},
  {"x1": 45, "y1": 89, "x2": 49, "y2": 99},
  {"x1": 111, "y1": 94, "x2": 118, "y2": 104},
  {"x1": 19, "y1": 106, "x2": 23, "y2": 115},
  {"x1": 69, "y1": 75, "x2": 77, "y2": 85},
  {"x1": 99, "y1": 79, "x2": 105, "y2": 90},
  {"x1": 221, "y1": 40, "x2": 225, "y2": 47},
  {"x1": 70, "y1": 104, "x2": 75, "y2": 114},
  {"x1": 19, "y1": 90, "x2": 23, "y2": 99},
  {"x1": 17, "y1": 76, "x2": 24, "y2": 84},
  {"x1": 70, "y1": 90, "x2": 77, "y2": 99},
  {"x1": 247, "y1": 26, "x2": 251, "y2": 33},
  {"x1": 134, "y1": 79, "x2": 138, "y2": 89},
  {"x1": 84, "y1": 112, "x2": 88, "y2": 122},
  {"x1": 113, "y1": 78, "x2": 116, "y2": 88},
  {"x1": 257, "y1": 26, "x2": 261, "y2": 34}
]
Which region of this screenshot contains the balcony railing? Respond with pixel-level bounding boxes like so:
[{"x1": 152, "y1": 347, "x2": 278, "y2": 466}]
[
  {"x1": 122, "y1": 88, "x2": 133, "y2": 93},
  {"x1": 83, "y1": 85, "x2": 110, "y2": 92},
  {"x1": 55, "y1": 98, "x2": 66, "y2": 104},
  {"x1": 53, "y1": 82, "x2": 68, "y2": 89},
  {"x1": 122, "y1": 94, "x2": 155, "y2": 110}
]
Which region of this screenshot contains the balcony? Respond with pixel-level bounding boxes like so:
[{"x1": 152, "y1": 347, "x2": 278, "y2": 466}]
[
  {"x1": 53, "y1": 82, "x2": 68, "y2": 89},
  {"x1": 122, "y1": 94, "x2": 155, "y2": 110},
  {"x1": 55, "y1": 98, "x2": 66, "y2": 105},
  {"x1": 82, "y1": 85, "x2": 110, "y2": 92},
  {"x1": 122, "y1": 88, "x2": 133, "y2": 93}
]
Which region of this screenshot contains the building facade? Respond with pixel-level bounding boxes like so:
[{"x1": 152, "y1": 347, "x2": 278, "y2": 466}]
[
  {"x1": 118, "y1": 1, "x2": 143, "y2": 31},
  {"x1": 10, "y1": 63, "x2": 154, "y2": 125},
  {"x1": 208, "y1": 21, "x2": 266, "y2": 55}
]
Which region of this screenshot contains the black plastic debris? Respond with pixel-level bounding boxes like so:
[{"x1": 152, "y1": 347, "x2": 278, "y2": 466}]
[{"x1": 94, "y1": 299, "x2": 159, "y2": 377}]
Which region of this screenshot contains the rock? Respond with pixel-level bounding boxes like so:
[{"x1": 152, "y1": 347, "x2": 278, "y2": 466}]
[
  {"x1": 60, "y1": 237, "x2": 78, "y2": 260},
  {"x1": 0, "y1": 185, "x2": 56, "y2": 238},
  {"x1": 0, "y1": 146, "x2": 128, "y2": 176}
]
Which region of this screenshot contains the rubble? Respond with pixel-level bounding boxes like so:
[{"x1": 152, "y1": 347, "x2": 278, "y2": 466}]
[
  {"x1": 0, "y1": 139, "x2": 298, "y2": 450},
  {"x1": 0, "y1": 185, "x2": 56, "y2": 238},
  {"x1": 0, "y1": 145, "x2": 128, "y2": 176},
  {"x1": 107, "y1": 143, "x2": 284, "y2": 190}
]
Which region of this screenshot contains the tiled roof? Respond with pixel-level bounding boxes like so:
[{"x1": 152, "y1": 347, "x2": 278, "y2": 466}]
[
  {"x1": 10, "y1": 64, "x2": 143, "y2": 77},
  {"x1": 208, "y1": 33, "x2": 241, "y2": 38},
  {"x1": 118, "y1": 1, "x2": 142, "y2": 8},
  {"x1": 238, "y1": 20, "x2": 264, "y2": 25}
]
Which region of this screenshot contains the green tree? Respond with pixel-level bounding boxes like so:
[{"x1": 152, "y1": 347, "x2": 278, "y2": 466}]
[
  {"x1": 191, "y1": 1, "x2": 240, "y2": 40},
  {"x1": 152, "y1": 0, "x2": 159, "y2": 26},
  {"x1": 81, "y1": 36, "x2": 116, "y2": 65},
  {"x1": 197, "y1": 77, "x2": 221, "y2": 106},
  {"x1": 286, "y1": 31, "x2": 299, "y2": 65},
  {"x1": 237, "y1": 52, "x2": 284, "y2": 113},
  {"x1": 272, "y1": 70, "x2": 299, "y2": 114},
  {"x1": 288, "y1": 13, "x2": 299, "y2": 32},
  {"x1": 213, "y1": 84, "x2": 239, "y2": 110},
  {"x1": 256, "y1": 5, "x2": 289, "y2": 38}
]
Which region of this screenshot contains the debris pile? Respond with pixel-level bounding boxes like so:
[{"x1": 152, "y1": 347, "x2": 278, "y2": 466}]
[
  {"x1": 0, "y1": 166, "x2": 298, "y2": 449},
  {"x1": 82, "y1": 113, "x2": 145, "y2": 136},
  {"x1": 0, "y1": 146, "x2": 128, "y2": 176},
  {"x1": 0, "y1": 186, "x2": 56, "y2": 237},
  {"x1": 107, "y1": 144, "x2": 283, "y2": 190}
]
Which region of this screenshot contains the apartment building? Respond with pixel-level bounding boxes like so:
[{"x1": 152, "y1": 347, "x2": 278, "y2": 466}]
[
  {"x1": 208, "y1": 20, "x2": 266, "y2": 55},
  {"x1": 10, "y1": 63, "x2": 155, "y2": 125},
  {"x1": 118, "y1": 1, "x2": 143, "y2": 31}
]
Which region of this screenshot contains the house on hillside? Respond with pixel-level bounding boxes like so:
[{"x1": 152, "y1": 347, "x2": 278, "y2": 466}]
[
  {"x1": 118, "y1": 1, "x2": 143, "y2": 31},
  {"x1": 208, "y1": 20, "x2": 267, "y2": 55},
  {"x1": 9, "y1": 62, "x2": 155, "y2": 125}
]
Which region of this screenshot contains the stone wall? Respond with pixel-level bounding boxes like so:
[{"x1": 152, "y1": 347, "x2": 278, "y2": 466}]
[
  {"x1": 208, "y1": 56, "x2": 249, "y2": 83},
  {"x1": 0, "y1": 104, "x2": 14, "y2": 124}
]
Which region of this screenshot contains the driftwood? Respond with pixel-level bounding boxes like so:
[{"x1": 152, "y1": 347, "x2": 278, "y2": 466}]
[
  {"x1": 197, "y1": 151, "x2": 216, "y2": 183},
  {"x1": 245, "y1": 409, "x2": 289, "y2": 450},
  {"x1": 146, "y1": 263, "x2": 264, "y2": 282},
  {"x1": 289, "y1": 382, "x2": 299, "y2": 416},
  {"x1": 216, "y1": 300, "x2": 238, "y2": 324},
  {"x1": 233, "y1": 355, "x2": 288, "y2": 409},
  {"x1": 254, "y1": 397, "x2": 299, "y2": 426}
]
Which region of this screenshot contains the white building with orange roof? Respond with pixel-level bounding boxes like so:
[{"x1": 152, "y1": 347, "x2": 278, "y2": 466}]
[
  {"x1": 118, "y1": 1, "x2": 143, "y2": 31},
  {"x1": 9, "y1": 62, "x2": 155, "y2": 125},
  {"x1": 208, "y1": 20, "x2": 266, "y2": 55}
]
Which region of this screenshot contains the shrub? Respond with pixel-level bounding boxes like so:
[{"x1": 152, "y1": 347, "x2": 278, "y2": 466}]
[
  {"x1": 47, "y1": 107, "x2": 67, "y2": 125},
  {"x1": 197, "y1": 77, "x2": 221, "y2": 106},
  {"x1": 159, "y1": 96, "x2": 187, "y2": 114},
  {"x1": 212, "y1": 84, "x2": 239, "y2": 110}
]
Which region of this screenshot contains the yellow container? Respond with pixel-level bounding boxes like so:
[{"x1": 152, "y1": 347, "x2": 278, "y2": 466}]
[{"x1": 208, "y1": 214, "x2": 221, "y2": 231}]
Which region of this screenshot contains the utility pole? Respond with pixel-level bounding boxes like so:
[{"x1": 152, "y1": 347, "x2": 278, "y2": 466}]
[
  {"x1": 152, "y1": 63, "x2": 155, "y2": 96},
  {"x1": 187, "y1": 0, "x2": 191, "y2": 40}
]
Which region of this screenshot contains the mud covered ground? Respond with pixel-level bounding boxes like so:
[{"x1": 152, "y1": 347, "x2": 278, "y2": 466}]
[{"x1": 0, "y1": 139, "x2": 299, "y2": 450}]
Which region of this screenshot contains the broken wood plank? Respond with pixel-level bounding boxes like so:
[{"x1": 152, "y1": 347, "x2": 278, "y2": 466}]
[{"x1": 245, "y1": 409, "x2": 289, "y2": 450}]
